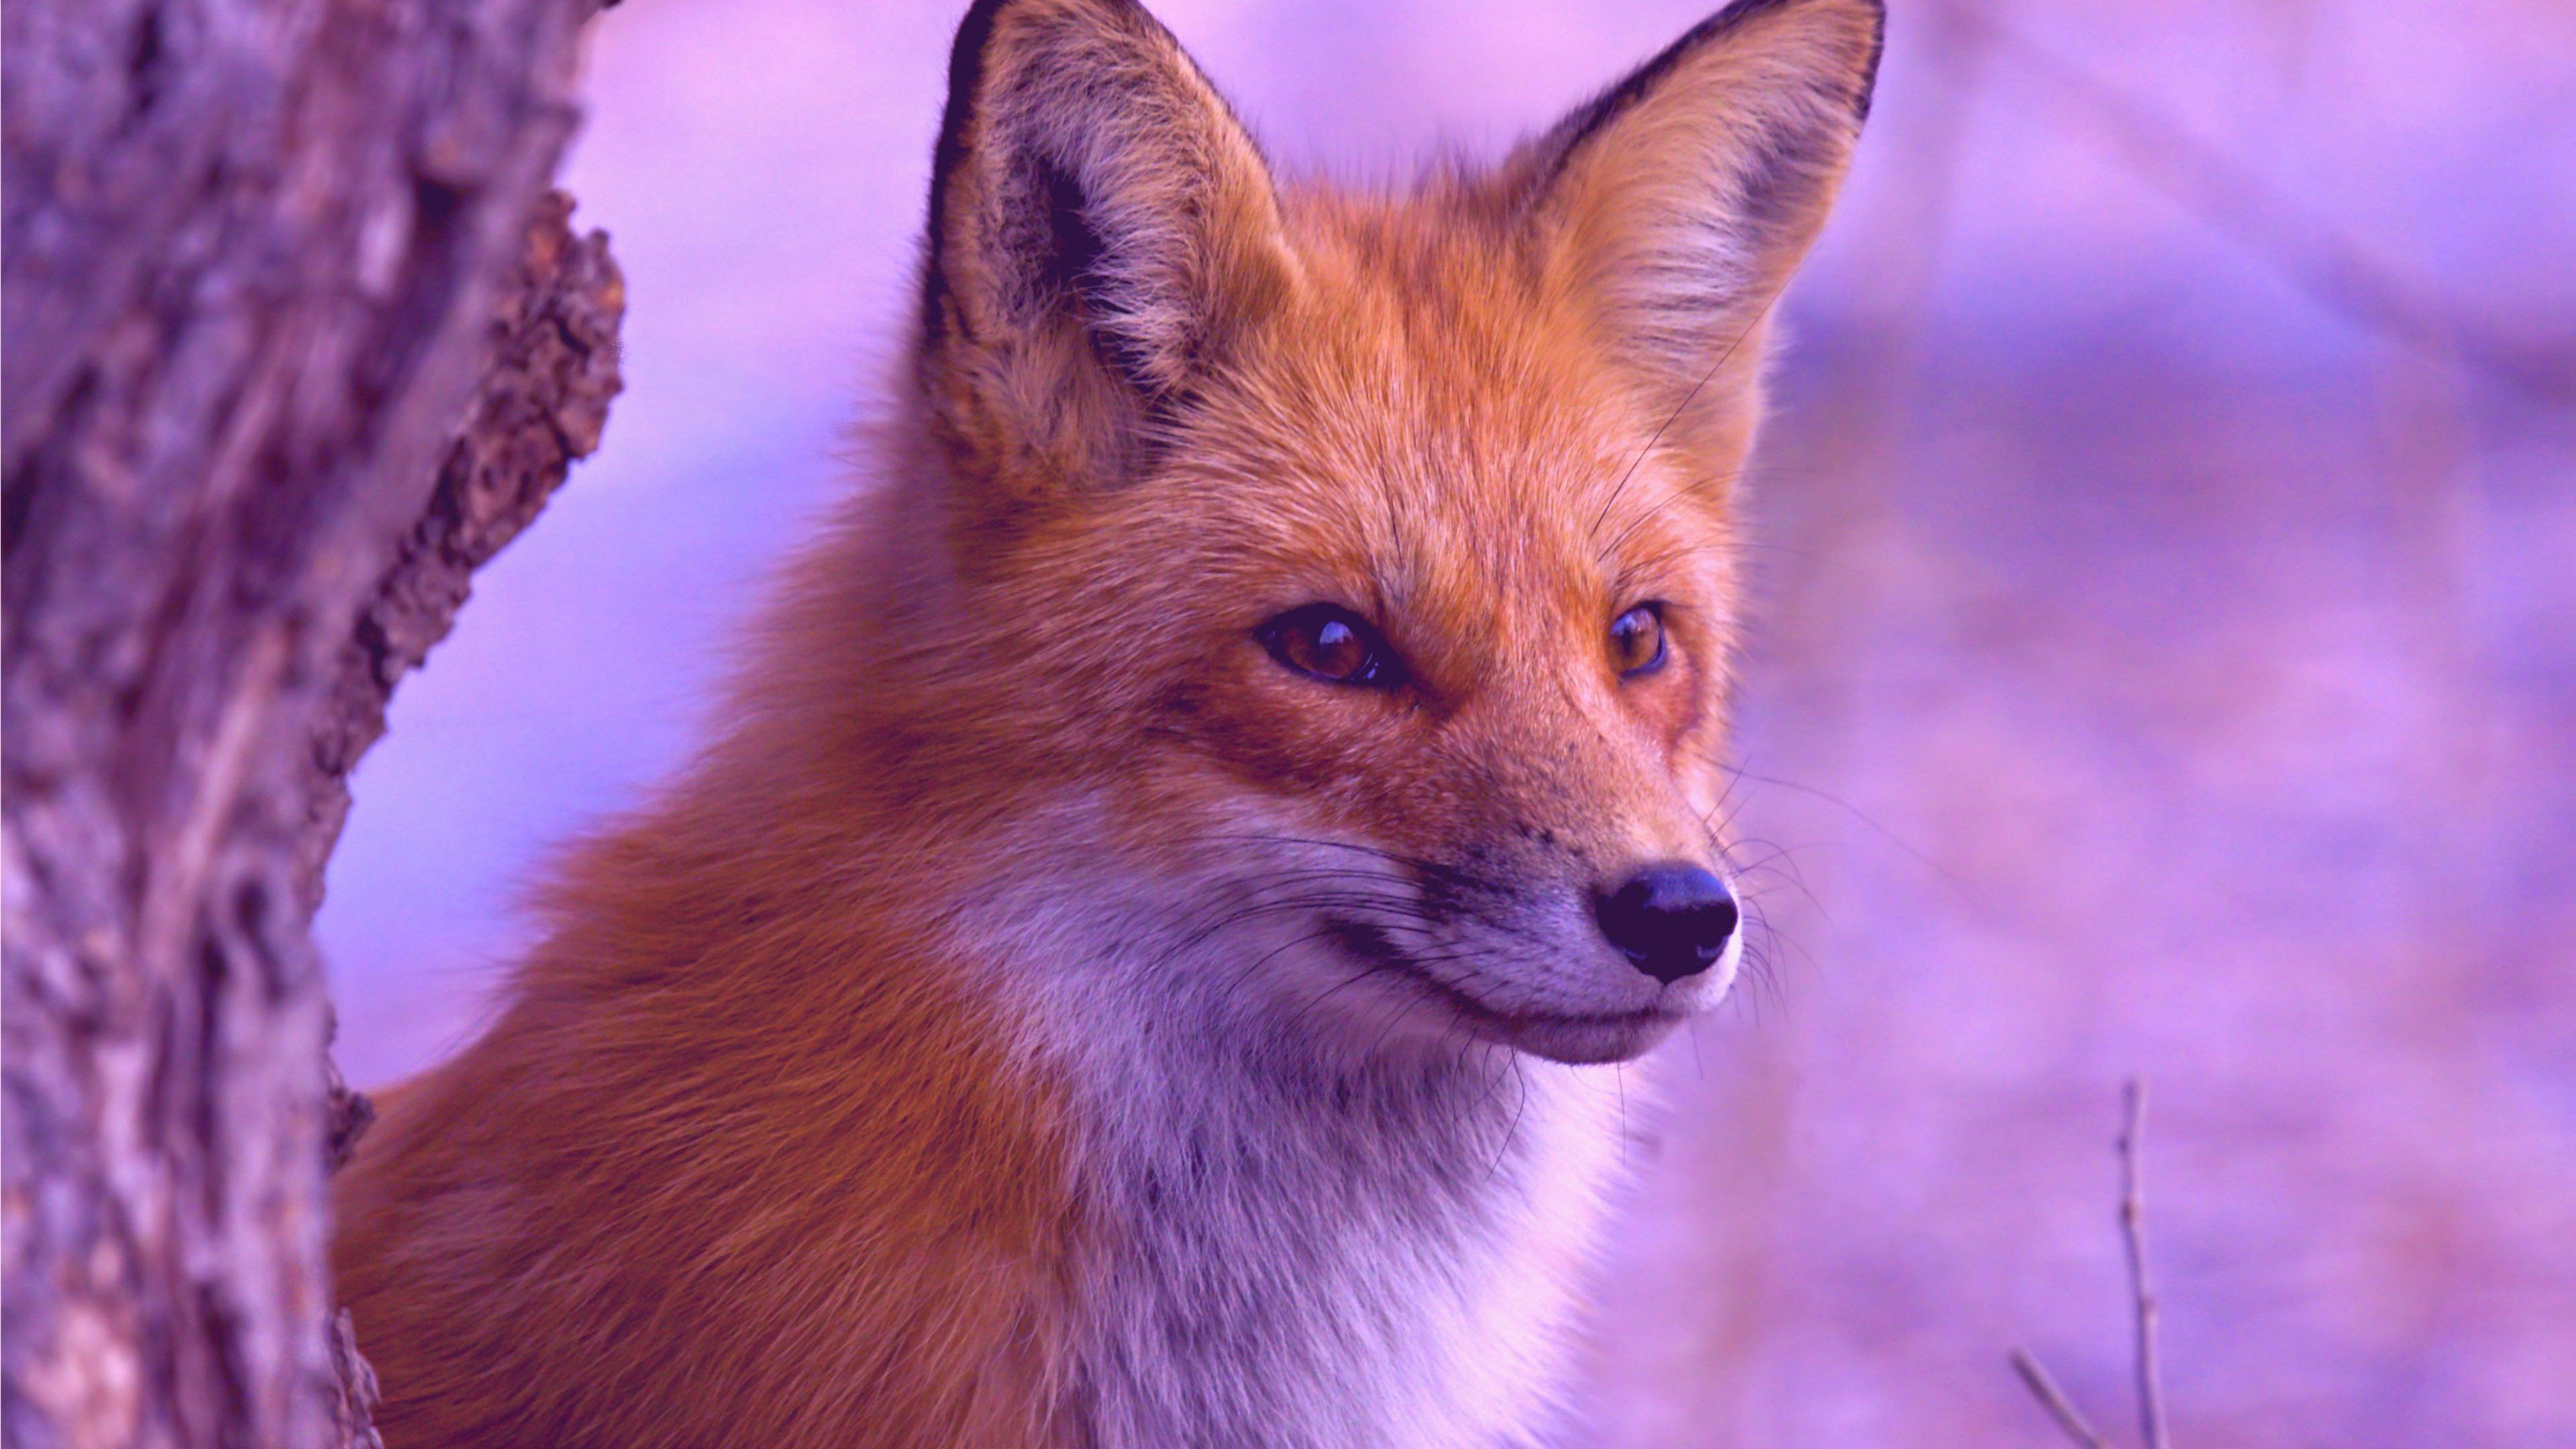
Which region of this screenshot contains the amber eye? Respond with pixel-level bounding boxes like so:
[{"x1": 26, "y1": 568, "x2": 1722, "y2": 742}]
[
  {"x1": 1257, "y1": 604, "x2": 1400, "y2": 688},
  {"x1": 1610, "y1": 603, "x2": 1667, "y2": 678}
]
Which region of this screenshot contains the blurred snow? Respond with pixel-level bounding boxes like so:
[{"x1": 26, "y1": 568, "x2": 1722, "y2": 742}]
[{"x1": 316, "y1": 2, "x2": 2576, "y2": 1444}]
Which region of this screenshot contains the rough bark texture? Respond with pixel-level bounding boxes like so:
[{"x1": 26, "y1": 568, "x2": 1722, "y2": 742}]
[
  {"x1": 303, "y1": 189, "x2": 626, "y2": 905},
  {"x1": 1, "y1": 1, "x2": 611, "y2": 1444}
]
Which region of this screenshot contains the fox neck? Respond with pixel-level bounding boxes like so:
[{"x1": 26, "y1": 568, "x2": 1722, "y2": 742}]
[{"x1": 961, "y1": 859, "x2": 1632, "y2": 1449}]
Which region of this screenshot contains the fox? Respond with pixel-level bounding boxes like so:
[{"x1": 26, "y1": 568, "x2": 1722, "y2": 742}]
[{"x1": 331, "y1": 0, "x2": 1881, "y2": 1443}]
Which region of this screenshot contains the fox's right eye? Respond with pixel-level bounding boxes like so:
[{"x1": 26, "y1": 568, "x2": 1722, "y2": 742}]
[{"x1": 1257, "y1": 604, "x2": 1401, "y2": 688}]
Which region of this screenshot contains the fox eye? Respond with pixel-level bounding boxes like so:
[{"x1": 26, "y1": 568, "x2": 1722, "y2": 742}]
[
  {"x1": 1610, "y1": 603, "x2": 1667, "y2": 678},
  {"x1": 1258, "y1": 604, "x2": 1400, "y2": 688}
]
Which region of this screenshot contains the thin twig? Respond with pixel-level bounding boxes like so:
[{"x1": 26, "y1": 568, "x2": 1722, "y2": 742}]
[
  {"x1": 2010, "y1": 1346, "x2": 2118, "y2": 1449},
  {"x1": 2119, "y1": 1078, "x2": 2174, "y2": 1449}
]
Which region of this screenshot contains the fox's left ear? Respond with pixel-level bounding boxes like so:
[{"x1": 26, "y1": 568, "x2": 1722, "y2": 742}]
[{"x1": 1513, "y1": 0, "x2": 1883, "y2": 417}]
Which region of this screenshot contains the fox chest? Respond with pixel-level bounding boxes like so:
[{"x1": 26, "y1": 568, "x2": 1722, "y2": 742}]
[{"x1": 1067, "y1": 1061, "x2": 1625, "y2": 1449}]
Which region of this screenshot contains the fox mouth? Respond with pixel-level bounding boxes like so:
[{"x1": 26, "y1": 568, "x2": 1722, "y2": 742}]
[{"x1": 1320, "y1": 916, "x2": 1684, "y2": 1065}]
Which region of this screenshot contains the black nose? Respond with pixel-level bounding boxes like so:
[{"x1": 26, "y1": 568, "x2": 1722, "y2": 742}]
[{"x1": 1592, "y1": 863, "x2": 1738, "y2": 984}]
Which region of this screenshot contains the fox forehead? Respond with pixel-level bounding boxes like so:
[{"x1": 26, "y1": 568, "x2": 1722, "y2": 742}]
[{"x1": 1095, "y1": 189, "x2": 1746, "y2": 637}]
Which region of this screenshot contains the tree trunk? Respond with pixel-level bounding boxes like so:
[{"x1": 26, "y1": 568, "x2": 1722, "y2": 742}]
[{"x1": 2, "y1": 1, "x2": 617, "y2": 1444}]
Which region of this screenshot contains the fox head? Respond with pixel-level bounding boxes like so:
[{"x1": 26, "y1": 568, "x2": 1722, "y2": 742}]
[{"x1": 793, "y1": 0, "x2": 1880, "y2": 1067}]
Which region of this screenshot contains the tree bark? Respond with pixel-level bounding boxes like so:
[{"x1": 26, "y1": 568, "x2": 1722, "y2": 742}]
[
  {"x1": 303, "y1": 189, "x2": 625, "y2": 912},
  {"x1": 2, "y1": 2, "x2": 614, "y2": 1445}
]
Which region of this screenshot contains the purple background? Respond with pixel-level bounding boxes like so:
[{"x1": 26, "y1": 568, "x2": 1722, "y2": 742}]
[{"x1": 317, "y1": 2, "x2": 2576, "y2": 1444}]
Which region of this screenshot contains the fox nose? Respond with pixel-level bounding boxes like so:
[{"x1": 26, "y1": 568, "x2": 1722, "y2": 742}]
[{"x1": 1592, "y1": 863, "x2": 1738, "y2": 985}]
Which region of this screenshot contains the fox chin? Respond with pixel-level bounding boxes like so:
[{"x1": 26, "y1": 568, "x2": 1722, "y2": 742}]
[{"x1": 332, "y1": 1, "x2": 1882, "y2": 1444}]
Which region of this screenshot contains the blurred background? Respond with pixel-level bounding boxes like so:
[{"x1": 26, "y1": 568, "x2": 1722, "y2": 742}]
[{"x1": 314, "y1": 1, "x2": 2576, "y2": 1444}]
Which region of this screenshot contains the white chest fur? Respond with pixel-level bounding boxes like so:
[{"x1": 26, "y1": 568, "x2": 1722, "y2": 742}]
[
  {"x1": 1053, "y1": 969, "x2": 1634, "y2": 1448},
  {"x1": 964, "y1": 853, "x2": 1646, "y2": 1447}
]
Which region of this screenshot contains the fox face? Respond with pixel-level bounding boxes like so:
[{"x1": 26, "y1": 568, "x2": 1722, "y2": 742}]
[
  {"x1": 928, "y1": 256, "x2": 1767, "y2": 1066},
  {"x1": 867, "y1": 0, "x2": 1882, "y2": 1068}
]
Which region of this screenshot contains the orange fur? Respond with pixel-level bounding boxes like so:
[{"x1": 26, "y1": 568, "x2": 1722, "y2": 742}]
[
  {"x1": 333, "y1": 794, "x2": 1081, "y2": 1446},
  {"x1": 333, "y1": 1, "x2": 1880, "y2": 1442}
]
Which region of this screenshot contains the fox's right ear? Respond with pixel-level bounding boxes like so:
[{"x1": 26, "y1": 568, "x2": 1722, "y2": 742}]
[{"x1": 917, "y1": 0, "x2": 1293, "y2": 505}]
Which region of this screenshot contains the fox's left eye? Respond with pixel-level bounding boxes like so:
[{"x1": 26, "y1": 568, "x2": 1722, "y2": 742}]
[
  {"x1": 1610, "y1": 604, "x2": 1668, "y2": 678},
  {"x1": 1258, "y1": 603, "x2": 1401, "y2": 688}
]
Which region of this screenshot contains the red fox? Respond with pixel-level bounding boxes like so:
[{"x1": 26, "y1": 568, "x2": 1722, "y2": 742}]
[{"x1": 332, "y1": 0, "x2": 1881, "y2": 1442}]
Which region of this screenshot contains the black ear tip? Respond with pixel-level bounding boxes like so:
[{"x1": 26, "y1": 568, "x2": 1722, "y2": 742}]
[
  {"x1": 937, "y1": 0, "x2": 1021, "y2": 160},
  {"x1": 921, "y1": 0, "x2": 1017, "y2": 343},
  {"x1": 1699, "y1": 0, "x2": 1887, "y2": 121},
  {"x1": 1529, "y1": 0, "x2": 1884, "y2": 199},
  {"x1": 945, "y1": 0, "x2": 1014, "y2": 83},
  {"x1": 1853, "y1": 0, "x2": 1888, "y2": 123}
]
